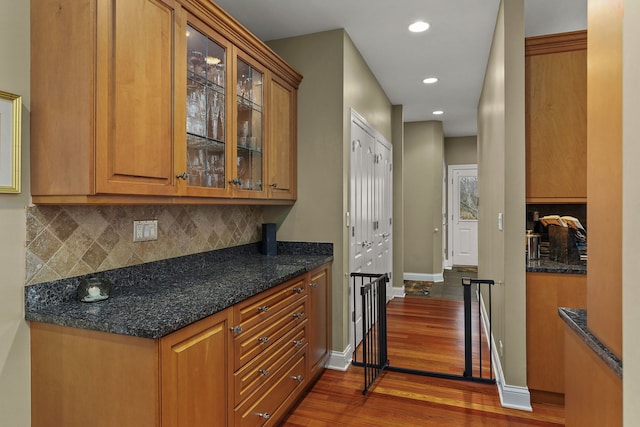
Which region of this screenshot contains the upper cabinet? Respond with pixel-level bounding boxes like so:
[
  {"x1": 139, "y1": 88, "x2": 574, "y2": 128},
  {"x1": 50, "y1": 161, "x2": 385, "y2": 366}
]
[
  {"x1": 525, "y1": 31, "x2": 587, "y2": 203},
  {"x1": 31, "y1": 0, "x2": 302, "y2": 205}
]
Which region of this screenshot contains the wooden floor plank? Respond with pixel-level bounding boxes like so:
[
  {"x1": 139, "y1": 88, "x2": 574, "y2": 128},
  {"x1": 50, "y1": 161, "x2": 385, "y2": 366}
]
[{"x1": 282, "y1": 297, "x2": 564, "y2": 426}]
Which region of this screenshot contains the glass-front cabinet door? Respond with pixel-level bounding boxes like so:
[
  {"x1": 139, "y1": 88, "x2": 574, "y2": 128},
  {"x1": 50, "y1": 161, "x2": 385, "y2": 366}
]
[
  {"x1": 184, "y1": 24, "x2": 229, "y2": 195},
  {"x1": 233, "y1": 54, "x2": 265, "y2": 196}
]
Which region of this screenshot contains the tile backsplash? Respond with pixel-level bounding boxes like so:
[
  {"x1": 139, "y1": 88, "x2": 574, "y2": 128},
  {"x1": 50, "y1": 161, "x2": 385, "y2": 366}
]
[{"x1": 25, "y1": 205, "x2": 263, "y2": 285}]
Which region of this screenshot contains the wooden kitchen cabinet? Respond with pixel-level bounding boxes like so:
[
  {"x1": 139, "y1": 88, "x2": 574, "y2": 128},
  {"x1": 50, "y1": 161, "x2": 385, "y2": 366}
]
[
  {"x1": 160, "y1": 308, "x2": 234, "y2": 427},
  {"x1": 526, "y1": 272, "x2": 586, "y2": 404},
  {"x1": 307, "y1": 263, "x2": 331, "y2": 381},
  {"x1": 525, "y1": 31, "x2": 587, "y2": 203},
  {"x1": 268, "y1": 76, "x2": 298, "y2": 200},
  {"x1": 30, "y1": 322, "x2": 161, "y2": 427},
  {"x1": 31, "y1": 0, "x2": 302, "y2": 205},
  {"x1": 31, "y1": 263, "x2": 332, "y2": 427},
  {"x1": 31, "y1": 0, "x2": 180, "y2": 199}
]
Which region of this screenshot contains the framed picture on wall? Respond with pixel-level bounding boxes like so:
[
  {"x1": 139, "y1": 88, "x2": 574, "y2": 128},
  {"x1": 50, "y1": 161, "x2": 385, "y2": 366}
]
[{"x1": 0, "y1": 90, "x2": 21, "y2": 193}]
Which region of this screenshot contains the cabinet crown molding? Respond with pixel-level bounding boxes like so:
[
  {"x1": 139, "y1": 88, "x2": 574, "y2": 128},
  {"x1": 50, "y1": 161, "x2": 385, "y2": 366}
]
[{"x1": 526, "y1": 30, "x2": 587, "y2": 56}]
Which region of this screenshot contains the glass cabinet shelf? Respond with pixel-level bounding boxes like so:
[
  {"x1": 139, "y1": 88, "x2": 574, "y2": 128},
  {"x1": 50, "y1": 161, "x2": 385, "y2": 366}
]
[
  {"x1": 186, "y1": 24, "x2": 227, "y2": 190},
  {"x1": 236, "y1": 58, "x2": 263, "y2": 192}
]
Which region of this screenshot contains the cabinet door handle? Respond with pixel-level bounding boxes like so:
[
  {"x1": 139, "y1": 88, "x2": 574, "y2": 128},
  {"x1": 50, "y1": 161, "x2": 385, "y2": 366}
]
[
  {"x1": 257, "y1": 412, "x2": 270, "y2": 420},
  {"x1": 176, "y1": 172, "x2": 189, "y2": 180},
  {"x1": 258, "y1": 369, "x2": 269, "y2": 376},
  {"x1": 292, "y1": 312, "x2": 303, "y2": 319},
  {"x1": 270, "y1": 183, "x2": 278, "y2": 188},
  {"x1": 309, "y1": 282, "x2": 319, "y2": 288},
  {"x1": 292, "y1": 339, "x2": 303, "y2": 346},
  {"x1": 258, "y1": 336, "x2": 269, "y2": 344},
  {"x1": 292, "y1": 287, "x2": 302, "y2": 294},
  {"x1": 257, "y1": 305, "x2": 269, "y2": 312},
  {"x1": 229, "y1": 178, "x2": 242, "y2": 186},
  {"x1": 290, "y1": 374, "x2": 303, "y2": 383},
  {"x1": 229, "y1": 325, "x2": 242, "y2": 334}
]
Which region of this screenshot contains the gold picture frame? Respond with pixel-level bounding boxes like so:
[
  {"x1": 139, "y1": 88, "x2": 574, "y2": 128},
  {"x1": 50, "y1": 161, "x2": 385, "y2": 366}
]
[{"x1": 0, "y1": 91, "x2": 22, "y2": 193}]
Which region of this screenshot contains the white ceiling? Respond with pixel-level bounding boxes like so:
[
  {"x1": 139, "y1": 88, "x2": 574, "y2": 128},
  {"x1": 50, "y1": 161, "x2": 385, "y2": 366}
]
[{"x1": 212, "y1": 0, "x2": 587, "y2": 137}]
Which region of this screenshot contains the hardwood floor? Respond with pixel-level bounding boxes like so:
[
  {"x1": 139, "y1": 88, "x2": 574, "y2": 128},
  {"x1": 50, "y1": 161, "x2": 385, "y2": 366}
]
[{"x1": 281, "y1": 297, "x2": 565, "y2": 426}]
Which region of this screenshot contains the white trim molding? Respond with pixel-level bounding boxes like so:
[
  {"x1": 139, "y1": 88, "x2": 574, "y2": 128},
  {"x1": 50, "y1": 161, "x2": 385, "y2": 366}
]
[
  {"x1": 479, "y1": 291, "x2": 532, "y2": 412},
  {"x1": 404, "y1": 272, "x2": 444, "y2": 283},
  {"x1": 391, "y1": 286, "x2": 405, "y2": 299},
  {"x1": 326, "y1": 344, "x2": 353, "y2": 371}
]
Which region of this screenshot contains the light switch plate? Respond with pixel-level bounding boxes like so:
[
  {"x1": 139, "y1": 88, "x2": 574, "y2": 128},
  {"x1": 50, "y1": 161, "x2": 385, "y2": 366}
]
[
  {"x1": 498, "y1": 212, "x2": 503, "y2": 231},
  {"x1": 133, "y1": 220, "x2": 158, "y2": 242}
]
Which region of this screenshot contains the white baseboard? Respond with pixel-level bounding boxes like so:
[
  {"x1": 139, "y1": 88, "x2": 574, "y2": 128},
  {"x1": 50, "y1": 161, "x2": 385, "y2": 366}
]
[
  {"x1": 326, "y1": 344, "x2": 353, "y2": 371},
  {"x1": 478, "y1": 291, "x2": 532, "y2": 412},
  {"x1": 404, "y1": 272, "x2": 444, "y2": 283},
  {"x1": 391, "y1": 286, "x2": 405, "y2": 299}
]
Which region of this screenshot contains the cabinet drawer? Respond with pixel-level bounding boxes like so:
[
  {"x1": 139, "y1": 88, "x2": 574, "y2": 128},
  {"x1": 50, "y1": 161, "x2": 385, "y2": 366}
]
[
  {"x1": 234, "y1": 276, "x2": 307, "y2": 333},
  {"x1": 234, "y1": 352, "x2": 307, "y2": 427},
  {"x1": 234, "y1": 297, "x2": 307, "y2": 371},
  {"x1": 234, "y1": 321, "x2": 307, "y2": 405}
]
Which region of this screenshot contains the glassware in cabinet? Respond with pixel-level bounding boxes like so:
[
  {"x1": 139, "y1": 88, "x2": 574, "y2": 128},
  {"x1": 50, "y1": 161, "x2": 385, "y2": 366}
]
[
  {"x1": 235, "y1": 58, "x2": 264, "y2": 192},
  {"x1": 186, "y1": 25, "x2": 227, "y2": 189}
]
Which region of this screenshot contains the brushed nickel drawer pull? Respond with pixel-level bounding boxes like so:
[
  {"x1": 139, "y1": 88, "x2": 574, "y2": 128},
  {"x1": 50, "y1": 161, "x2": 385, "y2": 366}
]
[
  {"x1": 291, "y1": 374, "x2": 303, "y2": 383},
  {"x1": 292, "y1": 312, "x2": 303, "y2": 319},
  {"x1": 257, "y1": 412, "x2": 270, "y2": 419},
  {"x1": 309, "y1": 282, "x2": 319, "y2": 288},
  {"x1": 293, "y1": 339, "x2": 303, "y2": 346},
  {"x1": 293, "y1": 287, "x2": 302, "y2": 294},
  {"x1": 258, "y1": 336, "x2": 269, "y2": 344},
  {"x1": 258, "y1": 369, "x2": 269, "y2": 376},
  {"x1": 229, "y1": 325, "x2": 242, "y2": 334},
  {"x1": 176, "y1": 172, "x2": 189, "y2": 180},
  {"x1": 257, "y1": 305, "x2": 270, "y2": 312}
]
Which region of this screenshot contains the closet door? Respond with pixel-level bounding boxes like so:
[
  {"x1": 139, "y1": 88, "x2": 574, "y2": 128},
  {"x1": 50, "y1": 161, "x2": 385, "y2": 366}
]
[{"x1": 374, "y1": 137, "x2": 393, "y2": 298}]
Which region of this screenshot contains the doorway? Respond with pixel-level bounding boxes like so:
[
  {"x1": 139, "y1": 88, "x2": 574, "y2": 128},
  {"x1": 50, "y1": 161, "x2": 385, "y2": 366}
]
[{"x1": 448, "y1": 164, "x2": 479, "y2": 267}]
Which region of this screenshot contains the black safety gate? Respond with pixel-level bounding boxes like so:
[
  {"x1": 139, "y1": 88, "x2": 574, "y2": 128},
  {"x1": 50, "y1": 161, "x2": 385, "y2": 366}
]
[
  {"x1": 350, "y1": 272, "x2": 390, "y2": 394},
  {"x1": 351, "y1": 273, "x2": 495, "y2": 394}
]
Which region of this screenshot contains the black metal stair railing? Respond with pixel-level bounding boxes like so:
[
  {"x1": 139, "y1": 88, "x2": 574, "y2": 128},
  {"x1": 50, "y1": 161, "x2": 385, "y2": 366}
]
[{"x1": 351, "y1": 272, "x2": 389, "y2": 394}]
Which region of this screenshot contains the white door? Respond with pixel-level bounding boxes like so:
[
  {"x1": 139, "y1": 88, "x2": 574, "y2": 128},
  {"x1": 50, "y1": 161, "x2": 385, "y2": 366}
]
[
  {"x1": 449, "y1": 165, "x2": 478, "y2": 266},
  {"x1": 374, "y1": 137, "x2": 393, "y2": 300},
  {"x1": 350, "y1": 117, "x2": 375, "y2": 347},
  {"x1": 349, "y1": 110, "x2": 392, "y2": 349}
]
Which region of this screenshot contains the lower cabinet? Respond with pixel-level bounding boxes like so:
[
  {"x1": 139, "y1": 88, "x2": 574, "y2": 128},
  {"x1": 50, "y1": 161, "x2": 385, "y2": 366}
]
[
  {"x1": 308, "y1": 263, "x2": 331, "y2": 381},
  {"x1": 526, "y1": 272, "x2": 586, "y2": 404},
  {"x1": 161, "y1": 308, "x2": 234, "y2": 427},
  {"x1": 30, "y1": 263, "x2": 332, "y2": 427}
]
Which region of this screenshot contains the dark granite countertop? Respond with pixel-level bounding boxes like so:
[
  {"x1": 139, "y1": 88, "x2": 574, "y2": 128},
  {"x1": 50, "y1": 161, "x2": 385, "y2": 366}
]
[
  {"x1": 526, "y1": 256, "x2": 586, "y2": 274},
  {"x1": 25, "y1": 242, "x2": 333, "y2": 339},
  {"x1": 558, "y1": 307, "x2": 622, "y2": 378}
]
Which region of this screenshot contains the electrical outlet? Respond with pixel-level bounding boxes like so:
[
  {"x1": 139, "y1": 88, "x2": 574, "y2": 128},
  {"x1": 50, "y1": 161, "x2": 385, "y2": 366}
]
[
  {"x1": 133, "y1": 220, "x2": 158, "y2": 242},
  {"x1": 499, "y1": 339, "x2": 504, "y2": 357}
]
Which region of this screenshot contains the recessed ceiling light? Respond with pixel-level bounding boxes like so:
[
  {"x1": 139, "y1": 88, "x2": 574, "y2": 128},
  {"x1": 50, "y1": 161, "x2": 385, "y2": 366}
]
[
  {"x1": 409, "y1": 21, "x2": 430, "y2": 33},
  {"x1": 423, "y1": 77, "x2": 438, "y2": 84},
  {"x1": 433, "y1": 110, "x2": 444, "y2": 115}
]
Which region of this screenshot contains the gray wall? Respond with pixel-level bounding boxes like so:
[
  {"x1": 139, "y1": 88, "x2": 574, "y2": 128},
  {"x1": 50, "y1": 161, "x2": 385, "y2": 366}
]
[
  {"x1": 623, "y1": 1, "x2": 640, "y2": 423},
  {"x1": 477, "y1": 0, "x2": 527, "y2": 387},
  {"x1": 266, "y1": 29, "x2": 393, "y2": 353},
  {"x1": 0, "y1": 0, "x2": 31, "y2": 425},
  {"x1": 403, "y1": 121, "x2": 444, "y2": 276},
  {"x1": 445, "y1": 136, "x2": 478, "y2": 166},
  {"x1": 391, "y1": 105, "x2": 405, "y2": 289}
]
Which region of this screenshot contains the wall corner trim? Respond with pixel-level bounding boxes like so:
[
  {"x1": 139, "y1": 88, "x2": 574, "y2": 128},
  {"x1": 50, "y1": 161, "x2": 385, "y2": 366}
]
[
  {"x1": 326, "y1": 344, "x2": 353, "y2": 371},
  {"x1": 479, "y1": 292, "x2": 532, "y2": 412}
]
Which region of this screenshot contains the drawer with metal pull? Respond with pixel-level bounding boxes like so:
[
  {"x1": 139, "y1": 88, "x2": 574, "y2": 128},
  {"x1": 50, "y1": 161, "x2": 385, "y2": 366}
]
[
  {"x1": 232, "y1": 276, "x2": 307, "y2": 335},
  {"x1": 234, "y1": 352, "x2": 307, "y2": 427},
  {"x1": 234, "y1": 320, "x2": 307, "y2": 405},
  {"x1": 232, "y1": 297, "x2": 307, "y2": 371}
]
